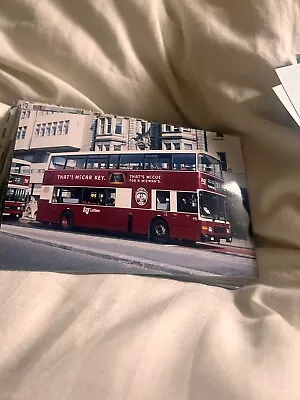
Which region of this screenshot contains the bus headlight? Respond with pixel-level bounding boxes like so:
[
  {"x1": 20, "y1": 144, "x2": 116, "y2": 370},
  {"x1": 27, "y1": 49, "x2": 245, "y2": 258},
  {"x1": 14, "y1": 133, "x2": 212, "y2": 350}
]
[
  {"x1": 17, "y1": 207, "x2": 20, "y2": 210},
  {"x1": 227, "y1": 229, "x2": 230, "y2": 234},
  {"x1": 208, "y1": 227, "x2": 213, "y2": 233}
]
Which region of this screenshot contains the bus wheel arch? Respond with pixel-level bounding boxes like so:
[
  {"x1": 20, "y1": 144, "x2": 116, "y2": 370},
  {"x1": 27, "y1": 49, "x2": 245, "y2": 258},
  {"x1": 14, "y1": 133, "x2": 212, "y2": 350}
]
[
  {"x1": 149, "y1": 217, "x2": 169, "y2": 243},
  {"x1": 59, "y1": 210, "x2": 74, "y2": 231}
]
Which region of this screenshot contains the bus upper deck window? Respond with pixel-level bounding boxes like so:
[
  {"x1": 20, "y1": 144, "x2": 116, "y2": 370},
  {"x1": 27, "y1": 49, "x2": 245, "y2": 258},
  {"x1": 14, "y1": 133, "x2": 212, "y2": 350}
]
[
  {"x1": 65, "y1": 156, "x2": 87, "y2": 170},
  {"x1": 198, "y1": 154, "x2": 222, "y2": 178},
  {"x1": 145, "y1": 154, "x2": 171, "y2": 170},
  {"x1": 49, "y1": 156, "x2": 66, "y2": 170},
  {"x1": 173, "y1": 154, "x2": 196, "y2": 171},
  {"x1": 108, "y1": 154, "x2": 120, "y2": 169},
  {"x1": 119, "y1": 154, "x2": 145, "y2": 170},
  {"x1": 86, "y1": 156, "x2": 108, "y2": 169},
  {"x1": 20, "y1": 165, "x2": 30, "y2": 174}
]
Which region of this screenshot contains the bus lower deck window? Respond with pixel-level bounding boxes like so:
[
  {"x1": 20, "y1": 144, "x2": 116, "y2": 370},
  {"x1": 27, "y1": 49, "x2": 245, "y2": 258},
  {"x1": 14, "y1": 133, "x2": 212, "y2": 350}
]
[
  {"x1": 177, "y1": 192, "x2": 198, "y2": 213},
  {"x1": 156, "y1": 191, "x2": 170, "y2": 211}
]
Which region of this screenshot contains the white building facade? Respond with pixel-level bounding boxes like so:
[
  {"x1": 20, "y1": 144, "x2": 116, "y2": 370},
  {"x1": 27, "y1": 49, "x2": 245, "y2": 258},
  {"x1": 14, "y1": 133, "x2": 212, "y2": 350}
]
[
  {"x1": 206, "y1": 132, "x2": 246, "y2": 189},
  {"x1": 14, "y1": 101, "x2": 94, "y2": 198},
  {"x1": 92, "y1": 115, "x2": 207, "y2": 152}
]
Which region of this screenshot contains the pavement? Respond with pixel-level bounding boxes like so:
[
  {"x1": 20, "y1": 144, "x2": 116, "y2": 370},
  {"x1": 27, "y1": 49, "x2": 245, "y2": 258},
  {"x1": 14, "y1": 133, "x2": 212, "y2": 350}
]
[
  {"x1": 0, "y1": 220, "x2": 257, "y2": 288},
  {"x1": 17, "y1": 217, "x2": 256, "y2": 259}
]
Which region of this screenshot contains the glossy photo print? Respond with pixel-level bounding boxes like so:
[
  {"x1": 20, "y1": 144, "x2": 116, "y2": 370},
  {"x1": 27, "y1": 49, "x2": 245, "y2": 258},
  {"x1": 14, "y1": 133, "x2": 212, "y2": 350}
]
[{"x1": 0, "y1": 101, "x2": 257, "y2": 288}]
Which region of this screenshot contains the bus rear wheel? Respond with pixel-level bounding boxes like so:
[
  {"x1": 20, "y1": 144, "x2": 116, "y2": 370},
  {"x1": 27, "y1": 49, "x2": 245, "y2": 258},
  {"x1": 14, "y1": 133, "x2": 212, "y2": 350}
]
[
  {"x1": 150, "y1": 218, "x2": 169, "y2": 244},
  {"x1": 60, "y1": 211, "x2": 74, "y2": 231}
]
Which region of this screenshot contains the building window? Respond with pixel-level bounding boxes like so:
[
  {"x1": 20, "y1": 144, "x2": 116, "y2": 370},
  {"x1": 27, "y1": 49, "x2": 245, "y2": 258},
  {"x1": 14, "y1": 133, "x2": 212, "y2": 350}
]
[
  {"x1": 184, "y1": 143, "x2": 193, "y2": 150},
  {"x1": 35, "y1": 124, "x2": 41, "y2": 136},
  {"x1": 114, "y1": 145, "x2": 121, "y2": 151},
  {"x1": 156, "y1": 191, "x2": 170, "y2": 211},
  {"x1": 40, "y1": 123, "x2": 46, "y2": 136},
  {"x1": 96, "y1": 118, "x2": 105, "y2": 135},
  {"x1": 21, "y1": 110, "x2": 26, "y2": 119},
  {"x1": 57, "y1": 121, "x2": 63, "y2": 135},
  {"x1": 164, "y1": 143, "x2": 171, "y2": 150},
  {"x1": 26, "y1": 110, "x2": 31, "y2": 118},
  {"x1": 217, "y1": 152, "x2": 228, "y2": 171},
  {"x1": 52, "y1": 122, "x2": 57, "y2": 135},
  {"x1": 107, "y1": 117, "x2": 112, "y2": 134},
  {"x1": 165, "y1": 125, "x2": 171, "y2": 132},
  {"x1": 21, "y1": 126, "x2": 27, "y2": 139},
  {"x1": 183, "y1": 127, "x2": 191, "y2": 132},
  {"x1": 141, "y1": 121, "x2": 146, "y2": 135},
  {"x1": 99, "y1": 143, "x2": 110, "y2": 151},
  {"x1": 173, "y1": 143, "x2": 181, "y2": 150},
  {"x1": 173, "y1": 126, "x2": 181, "y2": 133},
  {"x1": 2, "y1": 128, "x2": 6, "y2": 138},
  {"x1": 115, "y1": 117, "x2": 122, "y2": 134},
  {"x1": 63, "y1": 120, "x2": 69, "y2": 134},
  {"x1": 16, "y1": 127, "x2": 22, "y2": 140},
  {"x1": 46, "y1": 123, "x2": 51, "y2": 136}
]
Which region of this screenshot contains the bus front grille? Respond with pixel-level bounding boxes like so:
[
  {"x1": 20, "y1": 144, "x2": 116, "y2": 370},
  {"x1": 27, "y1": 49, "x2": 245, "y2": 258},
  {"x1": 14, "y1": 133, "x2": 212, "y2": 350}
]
[{"x1": 214, "y1": 226, "x2": 226, "y2": 234}]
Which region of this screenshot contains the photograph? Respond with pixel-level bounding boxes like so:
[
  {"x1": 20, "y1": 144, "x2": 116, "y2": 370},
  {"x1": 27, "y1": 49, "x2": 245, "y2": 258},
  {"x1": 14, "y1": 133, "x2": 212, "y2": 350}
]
[{"x1": 0, "y1": 101, "x2": 257, "y2": 287}]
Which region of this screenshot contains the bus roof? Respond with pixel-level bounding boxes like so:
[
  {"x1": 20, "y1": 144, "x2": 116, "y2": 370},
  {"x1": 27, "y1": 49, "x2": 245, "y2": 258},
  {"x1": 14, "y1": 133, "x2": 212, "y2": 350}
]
[
  {"x1": 47, "y1": 150, "x2": 218, "y2": 158},
  {"x1": 12, "y1": 158, "x2": 31, "y2": 166}
]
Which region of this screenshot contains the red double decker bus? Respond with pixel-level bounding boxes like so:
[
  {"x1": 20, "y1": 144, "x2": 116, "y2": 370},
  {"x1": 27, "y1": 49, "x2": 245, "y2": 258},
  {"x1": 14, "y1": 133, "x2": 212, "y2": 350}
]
[
  {"x1": 37, "y1": 150, "x2": 232, "y2": 243},
  {"x1": 3, "y1": 158, "x2": 31, "y2": 219}
]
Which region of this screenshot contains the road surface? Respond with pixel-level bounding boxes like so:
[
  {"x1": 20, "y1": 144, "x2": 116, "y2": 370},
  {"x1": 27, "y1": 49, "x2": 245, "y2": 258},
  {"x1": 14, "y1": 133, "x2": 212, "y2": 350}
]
[{"x1": 0, "y1": 221, "x2": 257, "y2": 286}]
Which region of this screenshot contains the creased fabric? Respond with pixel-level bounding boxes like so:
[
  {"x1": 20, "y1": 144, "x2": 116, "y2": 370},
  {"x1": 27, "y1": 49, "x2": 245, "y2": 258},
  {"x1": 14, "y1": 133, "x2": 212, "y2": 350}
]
[{"x1": 1, "y1": 0, "x2": 300, "y2": 398}]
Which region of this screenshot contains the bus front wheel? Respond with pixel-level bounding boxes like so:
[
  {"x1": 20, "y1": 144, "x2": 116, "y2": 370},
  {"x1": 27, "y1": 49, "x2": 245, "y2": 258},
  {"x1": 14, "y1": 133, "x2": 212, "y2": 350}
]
[
  {"x1": 150, "y1": 218, "x2": 169, "y2": 244},
  {"x1": 60, "y1": 211, "x2": 74, "y2": 231}
]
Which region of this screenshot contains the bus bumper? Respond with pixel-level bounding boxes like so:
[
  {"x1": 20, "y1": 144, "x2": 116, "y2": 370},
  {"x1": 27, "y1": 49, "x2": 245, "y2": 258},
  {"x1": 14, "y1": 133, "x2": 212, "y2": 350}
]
[
  {"x1": 3, "y1": 207, "x2": 23, "y2": 218},
  {"x1": 201, "y1": 234, "x2": 232, "y2": 243},
  {"x1": 201, "y1": 234, "x2": 216, "y2": 242}
]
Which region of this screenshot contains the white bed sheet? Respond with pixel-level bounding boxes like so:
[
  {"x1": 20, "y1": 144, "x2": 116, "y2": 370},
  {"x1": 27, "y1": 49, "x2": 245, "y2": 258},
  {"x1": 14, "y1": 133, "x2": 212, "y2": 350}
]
[{"x1": 1, "y1": 0, "x2": 300, "y2": 398}]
